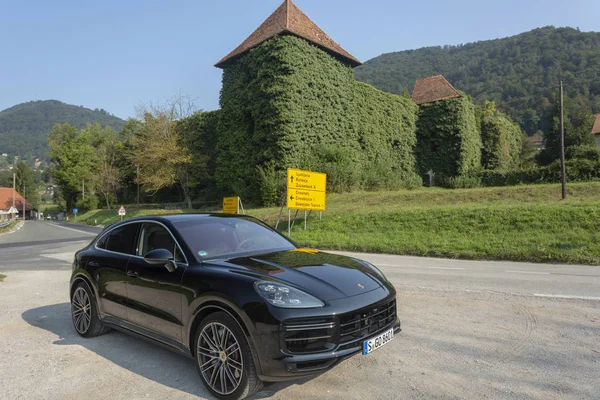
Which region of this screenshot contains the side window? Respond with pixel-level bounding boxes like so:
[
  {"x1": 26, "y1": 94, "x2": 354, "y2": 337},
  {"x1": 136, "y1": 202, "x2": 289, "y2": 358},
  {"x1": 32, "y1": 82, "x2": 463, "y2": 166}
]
[
  {"x1": 104, "y1": 223, "x2": 140, "y2": 255},
  {"x1": 96, "y1": 233, "x2": 108, "y2": 249},
  {"x1": 138, "y1": 223, "x2": 185, "y2": 263}
]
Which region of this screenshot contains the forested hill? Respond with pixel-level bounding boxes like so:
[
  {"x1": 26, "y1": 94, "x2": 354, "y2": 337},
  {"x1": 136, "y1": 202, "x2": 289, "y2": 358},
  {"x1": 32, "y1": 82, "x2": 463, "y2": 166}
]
[
  {"x1": 354, "y1": 26, "x2": 600, "y2": 136},
  {"x1": 0, "y1": 100, "x2": 125, "y2": 160}
]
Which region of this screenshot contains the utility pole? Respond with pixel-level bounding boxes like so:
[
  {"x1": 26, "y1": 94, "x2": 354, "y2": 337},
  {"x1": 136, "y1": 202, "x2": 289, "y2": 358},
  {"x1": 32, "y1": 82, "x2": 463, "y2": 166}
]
[
  {"x1": 12, "y1": 173, "x2": 16, "y2": 208},
  {"x1": 560, "y1": 80, "x2": 566, "y2": 200},
  {"x1": 22, "y1": 185, "x2": 25, "y2": 222},
  {"x1": 82, "y1": 179, "x2": 85, "y2": 201}
]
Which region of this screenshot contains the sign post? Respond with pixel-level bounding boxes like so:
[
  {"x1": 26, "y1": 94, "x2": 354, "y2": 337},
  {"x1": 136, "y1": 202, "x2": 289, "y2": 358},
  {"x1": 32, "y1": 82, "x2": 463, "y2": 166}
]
[
  {"x1": 223, "y1": 197, "x2": 240, "y2": 214},
  {"x1": 287, "y1": 168, "x2": 327, "y2": 235},
  {"x1": 73, "y1": 208, "x2": 78, "y2": 221},
  {"x1": 118, "y1": 205, "x2": 126, "y2": 221}
]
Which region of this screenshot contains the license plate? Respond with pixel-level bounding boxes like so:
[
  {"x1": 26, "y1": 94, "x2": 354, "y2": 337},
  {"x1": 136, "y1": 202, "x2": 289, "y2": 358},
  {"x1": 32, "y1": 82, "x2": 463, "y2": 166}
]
[{"x1": 363, "y1": 328, "x2": 394, "y2": 355}]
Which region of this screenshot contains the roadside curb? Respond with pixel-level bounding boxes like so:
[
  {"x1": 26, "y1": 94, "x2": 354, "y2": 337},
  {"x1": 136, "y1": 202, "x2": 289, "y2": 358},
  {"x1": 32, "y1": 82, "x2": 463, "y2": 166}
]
[{"x1": 0, "y1": 220, "x2": 25, "y2": 237}]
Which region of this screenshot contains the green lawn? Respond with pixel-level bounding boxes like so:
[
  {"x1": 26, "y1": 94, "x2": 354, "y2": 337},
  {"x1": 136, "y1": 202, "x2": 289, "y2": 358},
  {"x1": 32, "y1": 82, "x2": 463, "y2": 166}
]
[{"x1": 75, "y1": 183, "x2": 600, "y2": 265}]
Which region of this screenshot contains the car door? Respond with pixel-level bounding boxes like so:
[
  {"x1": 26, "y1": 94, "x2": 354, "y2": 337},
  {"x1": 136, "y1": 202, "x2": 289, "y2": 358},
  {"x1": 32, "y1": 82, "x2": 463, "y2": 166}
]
[
  {"x1": 125, "y1": 221, "x2": 188, "y2": 342},
  {"x1": 89, "y1": 222, "x2": 140, "y2": 321}
]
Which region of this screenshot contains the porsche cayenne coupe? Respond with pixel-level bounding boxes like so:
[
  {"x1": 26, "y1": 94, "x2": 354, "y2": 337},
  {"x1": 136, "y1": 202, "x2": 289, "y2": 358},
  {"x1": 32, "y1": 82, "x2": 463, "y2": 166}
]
[{"x1": 70, "y1": 214, "x2": 400, "y2": 399}]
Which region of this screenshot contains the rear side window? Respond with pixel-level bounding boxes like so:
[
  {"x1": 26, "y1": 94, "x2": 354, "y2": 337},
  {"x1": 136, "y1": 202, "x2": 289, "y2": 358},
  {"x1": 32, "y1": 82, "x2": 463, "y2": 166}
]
[{"x1": 99, "y1": 223, "x2": 139, "y2": 255}]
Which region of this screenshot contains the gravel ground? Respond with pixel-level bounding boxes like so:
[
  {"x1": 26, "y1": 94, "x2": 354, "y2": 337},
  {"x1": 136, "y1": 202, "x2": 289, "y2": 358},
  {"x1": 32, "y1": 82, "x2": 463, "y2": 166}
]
[{"x1": 0, "y1": 268, "x2": 598, "y2": 400}]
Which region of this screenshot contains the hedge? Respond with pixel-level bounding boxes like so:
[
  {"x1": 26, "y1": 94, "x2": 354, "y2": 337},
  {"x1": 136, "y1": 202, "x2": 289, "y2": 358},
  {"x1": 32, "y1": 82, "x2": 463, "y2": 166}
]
[{"x1": 480, "y1": 159, "x2": 600, "y2": 187}]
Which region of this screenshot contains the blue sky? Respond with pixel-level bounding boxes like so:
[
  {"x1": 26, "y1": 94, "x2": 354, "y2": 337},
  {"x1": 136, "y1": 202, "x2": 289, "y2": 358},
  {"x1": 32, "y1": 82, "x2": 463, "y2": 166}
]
[{"x1": 1, "y1": 0, "x2": 599, "y2": 119}]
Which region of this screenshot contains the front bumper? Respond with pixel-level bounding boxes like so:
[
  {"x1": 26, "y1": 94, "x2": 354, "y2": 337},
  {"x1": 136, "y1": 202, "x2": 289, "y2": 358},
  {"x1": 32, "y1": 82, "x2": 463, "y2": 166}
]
[{"x1": 252, "y1": 289, "x2": 401, "y2": 382}]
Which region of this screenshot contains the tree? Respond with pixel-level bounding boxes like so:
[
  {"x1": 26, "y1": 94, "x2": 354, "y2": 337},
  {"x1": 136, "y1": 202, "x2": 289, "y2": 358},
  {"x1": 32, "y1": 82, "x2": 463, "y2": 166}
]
[
  {"x1": 48, "y1": 123, "x2": 97, "y2": 211},
  {"x1": 129, "y1": 94, "x2": 199, "y2": 209},
  {"x1": 84, "y1": 124, "x2": 123, "y2": 209},
  {"x1": 14, "y1": 161, "x2": 40, "y2": 208},
  {"x1": 537, "y1": 94, "x2": 595, "y2": 165}
]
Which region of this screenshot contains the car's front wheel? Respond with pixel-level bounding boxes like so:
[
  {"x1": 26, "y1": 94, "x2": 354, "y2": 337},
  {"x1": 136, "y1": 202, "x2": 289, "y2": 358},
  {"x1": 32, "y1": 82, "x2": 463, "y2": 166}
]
[
  {"x1": 194, "y1": 312, "x2": 262, "y2": 400},
  {"x1": 71, "y1": 281, "x2": 110, "y2": 338}
]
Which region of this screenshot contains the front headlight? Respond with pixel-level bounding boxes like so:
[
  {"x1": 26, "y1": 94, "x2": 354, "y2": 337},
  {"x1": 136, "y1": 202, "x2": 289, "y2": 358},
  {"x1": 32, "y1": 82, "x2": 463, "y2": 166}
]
[{"x1": 254, "y1": 282, "x2": 324, "y2": 308}]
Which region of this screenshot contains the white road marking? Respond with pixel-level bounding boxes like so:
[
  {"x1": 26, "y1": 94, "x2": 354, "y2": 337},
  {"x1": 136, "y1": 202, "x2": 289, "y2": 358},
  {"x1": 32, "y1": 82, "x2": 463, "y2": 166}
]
[
  {"x1": 378, "y1": 264, "x2": 466, "y2": 270},
  {"x1": 41, "y1": 252, "x2": 76, "y2": 263},
  {"x1": 533, "y1": 294, "x2": 600, "y2": 301},
  {"x1": 47, "y1": 223, "x2": 97, "y2": 236},
  {"x1": 506, "y1": 270, "x2": 551, "y2": 275}
]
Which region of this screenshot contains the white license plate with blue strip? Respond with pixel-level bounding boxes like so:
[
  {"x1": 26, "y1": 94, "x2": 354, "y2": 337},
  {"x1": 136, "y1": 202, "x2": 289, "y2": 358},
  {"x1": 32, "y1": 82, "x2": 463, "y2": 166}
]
[{"x1": 363, "y1": 328, "x2": 394, "y2": 355}]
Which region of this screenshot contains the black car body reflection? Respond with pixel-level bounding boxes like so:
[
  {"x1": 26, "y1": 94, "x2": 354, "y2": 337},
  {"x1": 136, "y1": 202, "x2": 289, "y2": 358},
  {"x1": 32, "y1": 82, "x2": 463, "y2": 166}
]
[{"x1": 69, "y1": 214, "x2": 400, "y2": 400}]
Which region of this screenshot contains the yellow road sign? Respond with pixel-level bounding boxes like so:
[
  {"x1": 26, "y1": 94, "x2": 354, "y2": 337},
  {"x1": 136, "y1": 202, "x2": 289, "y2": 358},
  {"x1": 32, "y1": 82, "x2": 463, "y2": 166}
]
[
  {"x1": 287, "y1": 169, "x2": 327, "y2": 211},
  {"x1": 223, "y1": 197, "x2": 240, "y2": 214}
]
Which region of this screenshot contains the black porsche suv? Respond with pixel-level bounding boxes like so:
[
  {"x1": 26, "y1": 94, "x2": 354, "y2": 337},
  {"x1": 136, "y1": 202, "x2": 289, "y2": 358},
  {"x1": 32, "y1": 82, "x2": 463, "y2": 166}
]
[{"x1": 70, "y1": 214, "x2": 400, "y2": 399}]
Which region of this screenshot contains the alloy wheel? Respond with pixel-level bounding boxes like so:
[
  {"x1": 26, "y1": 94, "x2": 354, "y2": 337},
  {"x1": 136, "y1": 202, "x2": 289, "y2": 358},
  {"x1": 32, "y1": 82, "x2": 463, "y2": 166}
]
[
  {"x1": 197, "y1": 322, "x2": 244, "y2": 395},
  {"x1": 71, "y1": 287, "x2": 92, "y2": 334}
]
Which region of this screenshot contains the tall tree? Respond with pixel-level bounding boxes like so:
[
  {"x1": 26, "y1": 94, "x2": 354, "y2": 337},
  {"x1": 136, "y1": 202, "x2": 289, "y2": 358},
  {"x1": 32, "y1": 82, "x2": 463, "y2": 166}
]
[
  {"x1": 14, "y1": 161, "x2": 39, "y2": 208},
  {"x1": 48, "y1": 123, "x2": 96, "y2": 211},
  {"x1": 129, "y1": 95, "x2": 198, "y2": 208},
  {"x1": 537, "y1": 94, "x2": 595, "y2": 165}
]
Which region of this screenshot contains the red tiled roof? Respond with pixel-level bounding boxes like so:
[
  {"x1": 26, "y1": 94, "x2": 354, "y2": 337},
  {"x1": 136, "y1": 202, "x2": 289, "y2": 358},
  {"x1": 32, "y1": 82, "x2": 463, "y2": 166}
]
[
  {"x1": 592, "y1": 115, "x2": 600, "y2": 135},
  {"x1": 412, "y1": 75, "x2": 462, "y2": 105},
  {"x1": 215, "y1": 0, "x2": 361, "y2": 68},
  {"x1": 0, "y1": 187, "x2": 31, "y2": 212}
]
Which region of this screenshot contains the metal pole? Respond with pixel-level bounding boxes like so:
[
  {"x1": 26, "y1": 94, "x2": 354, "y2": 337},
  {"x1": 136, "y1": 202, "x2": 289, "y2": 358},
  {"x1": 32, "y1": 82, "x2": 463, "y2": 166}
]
[
  {"x1": 288, "y1": 209, "x2": 291, "y2": 236},
  {"x1": 22, "y1": 185, "x2": 25, "y2": 221},
  {"x1": 304, "y1": 210, "x2": 307, "y2": 230},
  {"x1": 560, "y1": 80, "x2": 566, "y2": 200},
  {"x1": 82, "y1": 179, "x2": 85, "y2": 201},
  {"x1": 12, "y1": 173, "x2": 16, "y2": 208}
]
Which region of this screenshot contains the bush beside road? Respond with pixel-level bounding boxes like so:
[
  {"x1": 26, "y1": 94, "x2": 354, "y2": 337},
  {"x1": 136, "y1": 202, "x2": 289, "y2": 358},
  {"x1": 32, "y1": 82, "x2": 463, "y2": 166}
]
[{"x1": 73, "y1": 182, "x2": 600, "y2": 265}]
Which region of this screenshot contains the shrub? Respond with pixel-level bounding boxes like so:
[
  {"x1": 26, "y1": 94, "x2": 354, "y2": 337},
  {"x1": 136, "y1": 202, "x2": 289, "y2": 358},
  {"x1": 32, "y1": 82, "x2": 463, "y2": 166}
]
[
  {"x1": 317, "y1": 146, "x2": 361, "y2": 193},
  {"x1": 566, "y1": 145, "x2": 600, "y2": 162},
  {"x1": 256, "y1": 161, "x2": 285, "y2": 206}
]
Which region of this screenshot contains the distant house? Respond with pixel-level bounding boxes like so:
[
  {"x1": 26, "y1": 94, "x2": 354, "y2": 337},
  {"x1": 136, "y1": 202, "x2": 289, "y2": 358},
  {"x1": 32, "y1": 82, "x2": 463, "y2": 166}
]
[
  {"x1": 527, "y1": 134, "x2": 545, "y2": 150},
  {"x1": 593, "y1": 115, "x2": 600, "y2": 148},
  {"x1": 412, "y1": 75, "x2": 462, "y2": 105},
  {"x1": 0, "y1": 187, "x2": 32, "y2": 219}
]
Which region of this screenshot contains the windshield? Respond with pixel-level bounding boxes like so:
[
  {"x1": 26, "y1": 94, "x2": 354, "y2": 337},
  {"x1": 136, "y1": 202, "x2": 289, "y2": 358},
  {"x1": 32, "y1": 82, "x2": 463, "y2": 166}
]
[{"x1": 174, "y1": 216, "x2": 295, "y2": 260}]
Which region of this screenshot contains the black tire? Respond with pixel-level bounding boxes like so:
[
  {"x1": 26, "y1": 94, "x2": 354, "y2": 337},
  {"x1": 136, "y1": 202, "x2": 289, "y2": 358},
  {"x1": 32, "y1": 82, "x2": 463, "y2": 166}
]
[
  {"x1": 194, "y1": 312, "x2": 262, "y2": 400},
  {"x1": 70, "y1": 281, "x2": 110, "y2": 338}
]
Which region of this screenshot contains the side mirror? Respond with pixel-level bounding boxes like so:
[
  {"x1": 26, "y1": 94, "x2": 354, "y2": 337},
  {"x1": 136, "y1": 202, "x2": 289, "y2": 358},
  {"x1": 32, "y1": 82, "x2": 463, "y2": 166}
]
[{"x1": 144, "y1": 248, "x2": 177, "y2": 272}]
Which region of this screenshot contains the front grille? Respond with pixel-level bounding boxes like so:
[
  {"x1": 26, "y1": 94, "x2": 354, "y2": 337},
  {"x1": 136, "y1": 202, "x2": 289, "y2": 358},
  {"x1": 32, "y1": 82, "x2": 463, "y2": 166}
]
[
  {"x1": 281, "y1": 299, "x2": 397, "y2": 354},
  {"x1": 282, "y1": 319, "x2": 336, "y2": 354},
  {"x1": 338, "y1": 299, "x2": 396, "y2": 349}
]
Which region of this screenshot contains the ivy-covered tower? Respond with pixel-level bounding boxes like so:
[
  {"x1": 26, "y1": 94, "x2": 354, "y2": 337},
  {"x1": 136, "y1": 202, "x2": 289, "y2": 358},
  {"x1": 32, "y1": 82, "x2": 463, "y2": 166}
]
[{"x1": 214, "y1": 0, "x2": 420, "y2": 201}]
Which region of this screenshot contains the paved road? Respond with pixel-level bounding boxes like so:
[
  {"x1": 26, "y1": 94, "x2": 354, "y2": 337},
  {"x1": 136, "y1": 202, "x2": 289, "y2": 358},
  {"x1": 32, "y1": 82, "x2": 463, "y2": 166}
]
[
  {"x1": 0, "y1": 220, "x2": 99, "y2": 271},
  {"x1": 0, "y1": 221, "x2": 598, "y2": 399}
]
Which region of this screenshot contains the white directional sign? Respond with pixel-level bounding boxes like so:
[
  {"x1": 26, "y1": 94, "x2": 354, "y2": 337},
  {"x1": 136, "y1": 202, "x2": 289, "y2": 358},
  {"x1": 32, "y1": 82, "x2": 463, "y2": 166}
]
[{"x1": 118, "y1": 206, "x2": 126, "y2": 216}]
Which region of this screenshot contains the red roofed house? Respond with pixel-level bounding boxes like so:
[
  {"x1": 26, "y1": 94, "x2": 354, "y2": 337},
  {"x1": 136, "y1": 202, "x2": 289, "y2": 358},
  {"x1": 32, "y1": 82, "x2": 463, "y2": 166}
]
[
  {"x1": 0, "y1": 187, "x2": 32, "y2": 220},
  {"x1": 593, "y1": 115, "x2": 600, "y2": 148},
  {"x1": 215, "y1": 0, "x2": 361, "y2": 69},
  {"x1": 412, "y1": 75, "x2": 462, "y2": 105}
]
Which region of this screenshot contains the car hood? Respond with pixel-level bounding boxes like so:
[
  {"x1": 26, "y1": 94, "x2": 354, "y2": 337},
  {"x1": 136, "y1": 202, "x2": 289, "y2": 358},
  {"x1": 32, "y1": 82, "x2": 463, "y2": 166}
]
[{"x1": 212, "y1": 249, "x2": 388, "y2": 301}]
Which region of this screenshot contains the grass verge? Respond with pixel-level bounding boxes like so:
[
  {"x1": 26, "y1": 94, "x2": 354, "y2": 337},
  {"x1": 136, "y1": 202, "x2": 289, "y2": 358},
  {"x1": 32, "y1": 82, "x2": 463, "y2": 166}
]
[
  {"x1": 76, "y1": 183, "x2": 600, "y2": 265},
  {"x1": 0, "y1": 274, "x2": 6, "y2": 282},
  {"x1": 0, "y1": 220, "x2": 17, "y2": 233}
]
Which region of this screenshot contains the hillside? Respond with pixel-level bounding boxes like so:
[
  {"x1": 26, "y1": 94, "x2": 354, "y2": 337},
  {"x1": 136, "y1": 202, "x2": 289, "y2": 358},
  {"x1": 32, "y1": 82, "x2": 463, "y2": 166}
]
[
  {"x1": 355, "y1": 27, "x2": 600, "y2": 135},
  {"x1": 0, "y1": 100, "x2": 125, "y2": 160}
]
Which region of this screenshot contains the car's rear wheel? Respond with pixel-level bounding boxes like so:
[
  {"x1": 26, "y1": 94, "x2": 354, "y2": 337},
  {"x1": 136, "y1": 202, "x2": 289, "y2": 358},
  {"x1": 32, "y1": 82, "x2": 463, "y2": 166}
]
[
  {"x1": 194, "y1": 312, "x2": 262, "y2": 400},
  {"x1": 71, "y1": 282, "x2": 110, "y2": 338}
]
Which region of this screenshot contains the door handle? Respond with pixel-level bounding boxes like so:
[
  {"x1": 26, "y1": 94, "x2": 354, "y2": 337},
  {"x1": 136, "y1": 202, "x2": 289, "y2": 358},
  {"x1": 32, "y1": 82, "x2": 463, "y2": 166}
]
[
  {"x1": 127, "y1": 271, "x2": 139, "y2": 278},
  {"x1": 88, "y1": 261, "x2": 100, "y2": 267}
]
